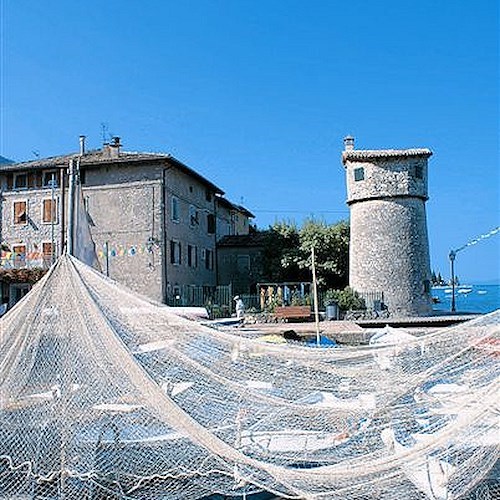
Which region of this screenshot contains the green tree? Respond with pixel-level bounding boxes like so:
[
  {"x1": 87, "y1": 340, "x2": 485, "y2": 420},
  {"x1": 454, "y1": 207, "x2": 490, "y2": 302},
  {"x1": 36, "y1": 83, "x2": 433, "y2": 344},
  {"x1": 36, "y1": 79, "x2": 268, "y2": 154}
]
[
  {"x1": 261, "y1": 221, "x2": 303, "y2": 282},
  {"x1": 261, "y1": 219, "x2": 349, "y2": 289}
]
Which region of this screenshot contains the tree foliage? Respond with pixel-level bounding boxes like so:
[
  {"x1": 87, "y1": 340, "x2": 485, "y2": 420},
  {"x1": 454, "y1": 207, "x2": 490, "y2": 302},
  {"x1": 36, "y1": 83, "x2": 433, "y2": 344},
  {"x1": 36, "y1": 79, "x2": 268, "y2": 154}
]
[{"x1": 261, "y1": 219, "x2": 349, "y2": 290}]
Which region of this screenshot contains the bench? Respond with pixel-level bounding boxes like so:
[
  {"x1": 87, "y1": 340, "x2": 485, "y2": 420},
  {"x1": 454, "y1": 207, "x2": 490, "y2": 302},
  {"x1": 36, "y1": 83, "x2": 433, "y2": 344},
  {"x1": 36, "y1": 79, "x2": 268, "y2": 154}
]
[{"x1": 274, "y1": 306, "x2": 311, "y2": 322}]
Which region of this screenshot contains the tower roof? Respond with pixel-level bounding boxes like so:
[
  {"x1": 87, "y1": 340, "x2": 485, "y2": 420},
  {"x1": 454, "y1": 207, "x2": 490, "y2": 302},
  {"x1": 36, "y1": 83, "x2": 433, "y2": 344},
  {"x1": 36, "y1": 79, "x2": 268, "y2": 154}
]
[{"x1": 342, "y1": 148, "x2": 432, "y2": 164}]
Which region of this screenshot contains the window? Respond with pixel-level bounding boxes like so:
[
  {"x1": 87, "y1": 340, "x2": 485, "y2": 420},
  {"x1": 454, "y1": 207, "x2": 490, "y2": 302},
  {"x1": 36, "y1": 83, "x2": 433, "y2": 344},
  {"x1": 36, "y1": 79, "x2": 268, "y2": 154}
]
[
  {"x1": 43, "y1": 171, "x2": 58, "y2": 188},
  {"x1": 187, "y1": 245, "x2": 198, "y2": 267},
  {"x1": 205, "y1": 249, "x2": 214, "y2": 270},
  {"x1": 42, "y1": 199, "x2": 58, "y2": 223},
  {"x1": 171, "y1": 196, "x2": 180, "y2": 222},
  {"x1": 354, "y1": 168, "x2": 365, "y2": 181},
  {"x1": 207, "y1": 213, "x2": 216, "y2": 234},
  {"x1": 170, "y1": 240, "x2": 182, "y2": 265},
  {"x1": 189, "y1": 205, "x2": 199, "y2": 227},
  {"x1": 14, "y1": 173, "x2": 28, "y2": 189},
  {"x1": 12, "y1": 244, "x2": 26, "y2": 267},
  {"x1": 415, "y1": 165, "x2": 424, "y2": 179},
  {"x1": 42, "y1": 242, "x2": 55, "y2": 265},
  {"x1": 205, "y1": 190, "x2": 212, "y2": 202},
  {"x1": 13, "y1": 201, "x2": 27, "y2": 225}
]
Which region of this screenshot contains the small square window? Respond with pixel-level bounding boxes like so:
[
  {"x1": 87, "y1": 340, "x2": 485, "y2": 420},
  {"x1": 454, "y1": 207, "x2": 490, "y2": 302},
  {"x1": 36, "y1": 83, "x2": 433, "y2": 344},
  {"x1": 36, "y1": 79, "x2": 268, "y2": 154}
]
[
  {"x1": 13, "y1": 201, "x2": 27, "y2": 225},
  {"x1": 43, "y1": 171, "x2": 58, "y2": 188},
  {"x1": 354, "y1": 168, "x2": 364, "y2": 182},
  {"x1": 14, "y1": 174, "x2": 28, "y2": 189}
]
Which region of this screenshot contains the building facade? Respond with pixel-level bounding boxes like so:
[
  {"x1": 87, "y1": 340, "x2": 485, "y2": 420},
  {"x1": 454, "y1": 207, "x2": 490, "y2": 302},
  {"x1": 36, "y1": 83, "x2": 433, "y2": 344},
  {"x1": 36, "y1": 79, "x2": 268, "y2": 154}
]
[
  {"x1": 342, "y1": 137, "x2": 433, "y2": 317},
  {"x1": 216, "y1": 233, "x2": 266, "y2": 296},
  {"x1": 0, "y1": 138, "x2": 253, "y2": 307}
]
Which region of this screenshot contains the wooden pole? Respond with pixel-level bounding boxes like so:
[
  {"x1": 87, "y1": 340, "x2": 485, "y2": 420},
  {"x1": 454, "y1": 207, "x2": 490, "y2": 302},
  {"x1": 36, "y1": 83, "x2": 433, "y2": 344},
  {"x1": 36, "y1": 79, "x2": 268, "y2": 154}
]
[{"x1": 311, "y1": 246, "x2": 321, "y2": 345}]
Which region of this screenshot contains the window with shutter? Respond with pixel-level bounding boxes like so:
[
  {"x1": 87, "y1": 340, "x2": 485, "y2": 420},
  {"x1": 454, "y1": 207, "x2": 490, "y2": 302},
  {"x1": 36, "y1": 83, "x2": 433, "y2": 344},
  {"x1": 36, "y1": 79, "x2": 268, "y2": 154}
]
[
  {"x1": 12, "y1": 245, "x2": 26, "y2": 267},
  {"x1": 42, "y1": 242, "x2": 55, "y2": 266},
  {"x1": 42, "y1": 199, "x2": 57, "y2": 223},
  {"x1": 13, "y1": 201, "x2": 27, "y2": 225},
  {"x1": 207, "y1": 214, "x2": 215, "y2": 234}
]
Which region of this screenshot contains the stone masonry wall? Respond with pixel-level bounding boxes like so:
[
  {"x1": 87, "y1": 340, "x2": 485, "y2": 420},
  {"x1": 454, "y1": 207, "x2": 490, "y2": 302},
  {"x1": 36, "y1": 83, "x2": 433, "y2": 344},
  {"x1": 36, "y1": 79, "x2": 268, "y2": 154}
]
[
  {"x1": 349, "y1": 198, "x2": 432, "y2": 316},
  {"x1": 84, "y1": 180, "x2": 164, "y2": 302}
]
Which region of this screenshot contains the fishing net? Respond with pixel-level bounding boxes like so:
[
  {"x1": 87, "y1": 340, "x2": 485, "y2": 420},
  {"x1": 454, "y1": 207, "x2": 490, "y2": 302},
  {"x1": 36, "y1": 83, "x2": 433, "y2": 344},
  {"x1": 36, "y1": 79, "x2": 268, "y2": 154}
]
[{"x1": 0, "y1": 255, "x2": 498, "y2": 499}]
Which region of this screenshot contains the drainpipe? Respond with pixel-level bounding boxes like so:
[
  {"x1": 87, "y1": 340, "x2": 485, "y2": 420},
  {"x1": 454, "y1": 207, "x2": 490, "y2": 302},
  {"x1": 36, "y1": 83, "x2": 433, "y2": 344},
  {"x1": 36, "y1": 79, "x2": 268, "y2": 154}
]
[
  {"x1": 59, "y1": 167, "x2": 66, "y2": 254},
  {"x1": 213, "y1": 193, "x2": 218, "y2": 289},
  {"x1": 161, "y1": 167, "x2": 169, "y2": 303}
]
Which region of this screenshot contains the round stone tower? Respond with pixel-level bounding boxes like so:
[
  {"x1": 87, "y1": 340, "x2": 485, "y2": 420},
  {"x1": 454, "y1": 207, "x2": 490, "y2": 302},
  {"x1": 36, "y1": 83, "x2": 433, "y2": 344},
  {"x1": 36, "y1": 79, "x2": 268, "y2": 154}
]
[{"x1": 342, "y1": 137, "x2": 433, "y2": 317}]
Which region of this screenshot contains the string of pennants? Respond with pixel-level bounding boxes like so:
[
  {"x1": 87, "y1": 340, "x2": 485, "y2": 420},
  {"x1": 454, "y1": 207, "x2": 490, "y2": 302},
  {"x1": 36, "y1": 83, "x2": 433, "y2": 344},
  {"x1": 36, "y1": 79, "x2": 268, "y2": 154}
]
[{"x1": 97, "y1": 243, "x2": 155, "y2": 259}]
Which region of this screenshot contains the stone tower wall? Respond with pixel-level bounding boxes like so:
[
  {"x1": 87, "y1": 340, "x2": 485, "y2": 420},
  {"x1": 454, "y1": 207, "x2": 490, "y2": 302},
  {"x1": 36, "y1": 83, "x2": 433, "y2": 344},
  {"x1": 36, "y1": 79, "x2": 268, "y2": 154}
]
[{"x1": 344, "y1": 150, "x2": 433, "y2": 317}]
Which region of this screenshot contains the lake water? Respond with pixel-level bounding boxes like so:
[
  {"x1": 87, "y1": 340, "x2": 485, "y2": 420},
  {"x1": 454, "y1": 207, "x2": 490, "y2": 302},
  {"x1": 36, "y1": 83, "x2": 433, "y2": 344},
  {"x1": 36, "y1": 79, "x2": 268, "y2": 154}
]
[{"x1": 432, "y1": 284, "x2": 500, "y2": 314}]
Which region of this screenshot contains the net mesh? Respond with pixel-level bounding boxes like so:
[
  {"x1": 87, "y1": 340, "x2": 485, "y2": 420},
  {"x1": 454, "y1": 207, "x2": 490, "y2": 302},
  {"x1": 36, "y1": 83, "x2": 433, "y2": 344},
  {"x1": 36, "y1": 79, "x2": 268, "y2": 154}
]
[{"x1": 1, "y1": 255, "x2": 498, "y2": 499}]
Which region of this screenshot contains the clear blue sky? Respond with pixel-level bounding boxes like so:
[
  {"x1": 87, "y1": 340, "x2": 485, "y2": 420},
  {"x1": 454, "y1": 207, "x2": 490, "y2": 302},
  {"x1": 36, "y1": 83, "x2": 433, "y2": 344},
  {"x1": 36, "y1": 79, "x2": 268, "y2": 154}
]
[{"x1": 1, "y1": 0, "x2": 498, "y2": 283}]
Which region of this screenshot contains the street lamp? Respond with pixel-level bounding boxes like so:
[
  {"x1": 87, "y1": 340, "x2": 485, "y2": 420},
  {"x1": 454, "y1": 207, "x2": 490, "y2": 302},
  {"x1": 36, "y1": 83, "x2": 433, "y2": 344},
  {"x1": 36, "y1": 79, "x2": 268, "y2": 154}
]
[{"x1": 449, "y1": 250, "x2": 456, "y2": 313}]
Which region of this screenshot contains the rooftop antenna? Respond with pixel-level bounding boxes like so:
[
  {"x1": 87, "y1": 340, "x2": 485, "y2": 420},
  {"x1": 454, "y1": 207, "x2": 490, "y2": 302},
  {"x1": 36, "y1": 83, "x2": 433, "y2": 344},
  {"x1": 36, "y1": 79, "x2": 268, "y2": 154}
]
[
  {"x1": 32, "y1": 150, "x2": 40, "y2": 159},
  {"x1": 100, "y1": 123, "x2": 108, "y2": 144}
]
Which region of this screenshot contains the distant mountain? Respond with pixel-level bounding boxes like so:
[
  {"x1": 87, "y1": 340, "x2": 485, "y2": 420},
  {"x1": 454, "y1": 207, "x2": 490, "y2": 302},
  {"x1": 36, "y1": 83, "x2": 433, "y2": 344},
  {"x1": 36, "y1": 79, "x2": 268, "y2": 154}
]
[{"x1": 0, "y1": 156, "x2": 14, "y2": 165}]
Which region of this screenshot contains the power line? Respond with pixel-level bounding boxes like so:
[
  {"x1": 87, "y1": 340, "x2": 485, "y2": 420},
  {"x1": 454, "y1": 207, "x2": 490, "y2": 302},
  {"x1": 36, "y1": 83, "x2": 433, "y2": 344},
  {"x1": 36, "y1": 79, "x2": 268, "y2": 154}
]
[{"x1": 253, "y1": 209, "x2": 349, "y2": 215}]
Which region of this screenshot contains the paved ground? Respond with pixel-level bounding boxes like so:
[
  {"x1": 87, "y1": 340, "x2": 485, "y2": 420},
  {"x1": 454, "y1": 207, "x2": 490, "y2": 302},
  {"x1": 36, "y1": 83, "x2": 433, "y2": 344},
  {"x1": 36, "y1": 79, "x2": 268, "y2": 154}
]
[{"x1": 237, "y1": 313, "x2": 479, "y2": 345}]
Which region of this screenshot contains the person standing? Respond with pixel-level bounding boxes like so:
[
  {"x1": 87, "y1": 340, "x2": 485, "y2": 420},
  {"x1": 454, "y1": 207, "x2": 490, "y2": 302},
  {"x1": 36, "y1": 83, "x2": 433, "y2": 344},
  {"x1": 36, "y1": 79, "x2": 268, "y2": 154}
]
[{"x1": 234, "y1": 295, "x2": 245, "y2": 319}]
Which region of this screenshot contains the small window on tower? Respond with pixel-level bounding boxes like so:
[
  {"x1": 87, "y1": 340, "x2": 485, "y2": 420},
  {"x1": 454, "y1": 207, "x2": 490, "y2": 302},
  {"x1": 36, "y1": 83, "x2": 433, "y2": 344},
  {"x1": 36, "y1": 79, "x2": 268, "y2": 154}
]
[
  {"x1": 354, "y1": 167, "x2": 365, "y2": 182},
  {"x1": 415, "y1": 165, "x2": 424, "y2": 179}
]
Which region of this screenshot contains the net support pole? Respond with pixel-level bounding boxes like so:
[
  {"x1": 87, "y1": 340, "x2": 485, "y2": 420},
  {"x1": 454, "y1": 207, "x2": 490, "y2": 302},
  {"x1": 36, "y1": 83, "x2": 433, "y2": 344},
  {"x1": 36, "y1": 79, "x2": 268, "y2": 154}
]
[
  {"x1": 311, "y1": 246, "x2": 321, "y2": 345},
  {"x1": 449, "y1": 250, "x2": 456, "y2": 312},
  {"x1": 67, "y1": 159, "x2": 76, "y2": 256}
]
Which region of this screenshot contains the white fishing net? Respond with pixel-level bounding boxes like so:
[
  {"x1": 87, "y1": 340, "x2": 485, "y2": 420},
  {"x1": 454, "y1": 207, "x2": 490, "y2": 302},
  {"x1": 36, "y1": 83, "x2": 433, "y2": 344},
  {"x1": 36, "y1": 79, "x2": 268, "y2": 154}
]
[{"x1": 1, "y1": 255, "x2": 498, "y2": 499}]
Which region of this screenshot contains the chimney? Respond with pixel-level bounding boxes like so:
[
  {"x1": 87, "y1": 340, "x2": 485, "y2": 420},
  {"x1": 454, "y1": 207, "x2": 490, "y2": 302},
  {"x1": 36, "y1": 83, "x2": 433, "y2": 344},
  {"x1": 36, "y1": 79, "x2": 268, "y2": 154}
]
[
  {"x1": 103, "y1": 136, "x2": 121, "y2": 158},
  {"x1": 79, "y1": 135, "x2": 86, "y2": 155},
  {"x1": 109, "y1": 136, "x2": 121, "y2": 157},
  {"x1": 343, "y1": 135, "x2": 355, "y2": 151}
]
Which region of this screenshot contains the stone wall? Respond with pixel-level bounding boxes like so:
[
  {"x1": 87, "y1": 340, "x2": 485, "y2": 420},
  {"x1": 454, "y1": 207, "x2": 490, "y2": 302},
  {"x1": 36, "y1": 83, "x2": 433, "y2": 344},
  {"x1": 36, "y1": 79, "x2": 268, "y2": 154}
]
[
  {"x1": 84, "y1": 180, "x2": 164, "y2": 302},
  {"x1": 1, "y1": 189, "x2": 62, "y2": 256}
]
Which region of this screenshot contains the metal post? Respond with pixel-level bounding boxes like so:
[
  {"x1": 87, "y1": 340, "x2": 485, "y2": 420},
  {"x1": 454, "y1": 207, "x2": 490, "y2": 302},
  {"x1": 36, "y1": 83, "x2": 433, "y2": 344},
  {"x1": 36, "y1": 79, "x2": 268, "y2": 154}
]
[
  {"x1": 50, "y1": 173, "x2": 56, "y2": 264},
  {"x1": 67, "y1": 159, "x2": 76, "y2": 255},
  {"x1": 311, "y1": 246, "x2": 321, "y2": 345},
  {"x1": 105, "y1": 241, "x2": 110, "y2": 277},
  {"x1": 449, "y1": 250, "x2": 456, "y2": 313}
]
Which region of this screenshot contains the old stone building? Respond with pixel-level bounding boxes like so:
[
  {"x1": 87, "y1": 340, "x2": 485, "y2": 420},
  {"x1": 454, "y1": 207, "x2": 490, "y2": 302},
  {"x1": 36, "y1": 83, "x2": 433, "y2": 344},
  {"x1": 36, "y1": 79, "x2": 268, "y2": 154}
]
[
  {"x1": 0, "y1": 137, "x2": 253, "y2": 307},
  {"x1": 342, "y1": 136, "x2": 433, "y2": 317}
]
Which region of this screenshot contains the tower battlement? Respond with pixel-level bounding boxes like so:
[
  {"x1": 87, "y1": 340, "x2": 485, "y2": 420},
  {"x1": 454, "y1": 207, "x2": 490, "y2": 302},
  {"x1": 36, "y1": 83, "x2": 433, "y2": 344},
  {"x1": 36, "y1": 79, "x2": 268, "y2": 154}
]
[{"x1": 343, "y1": 148, "x2": 432, "y2": 205}]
